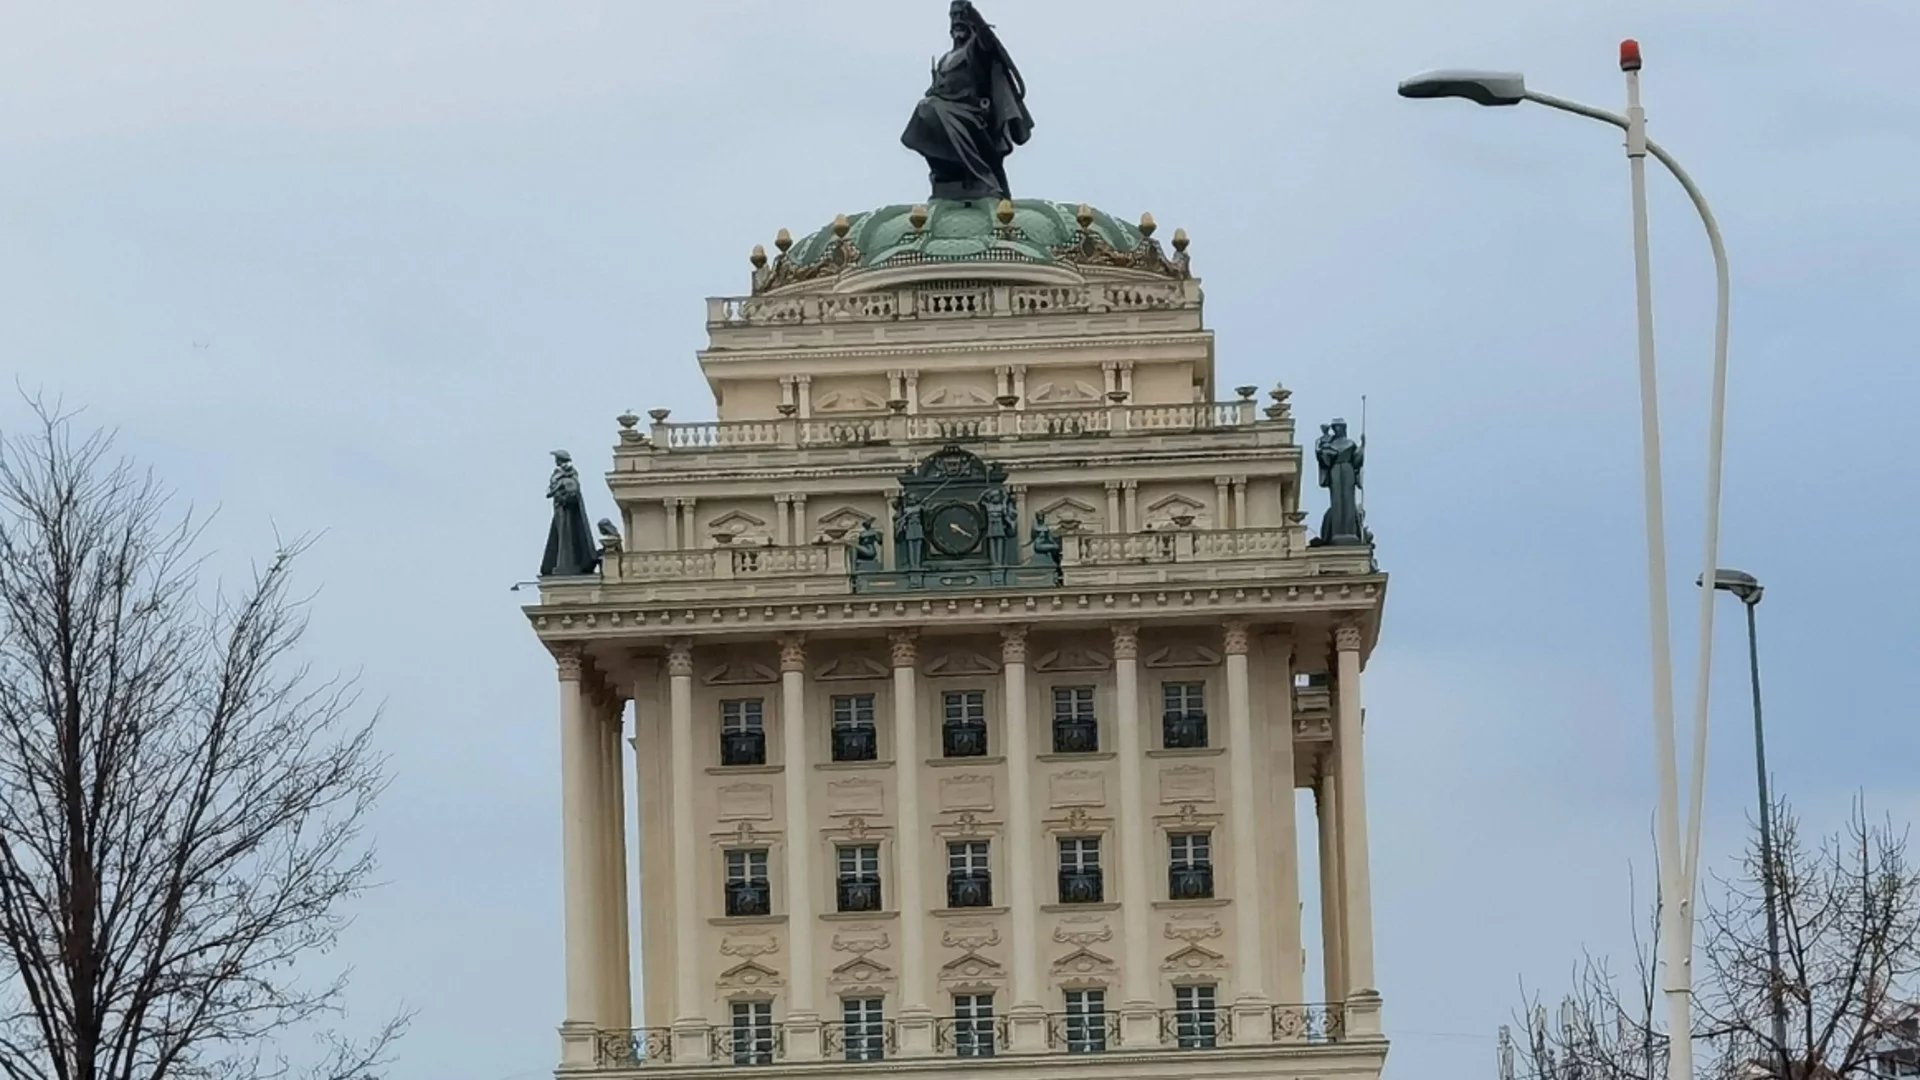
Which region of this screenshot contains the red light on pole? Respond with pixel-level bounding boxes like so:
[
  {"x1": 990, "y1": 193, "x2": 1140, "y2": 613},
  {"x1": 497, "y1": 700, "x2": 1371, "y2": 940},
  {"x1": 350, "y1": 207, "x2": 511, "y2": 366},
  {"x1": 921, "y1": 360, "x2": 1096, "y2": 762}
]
[{"x1": 1620, "y1": 39, "x2": 1643, "y2": 72}]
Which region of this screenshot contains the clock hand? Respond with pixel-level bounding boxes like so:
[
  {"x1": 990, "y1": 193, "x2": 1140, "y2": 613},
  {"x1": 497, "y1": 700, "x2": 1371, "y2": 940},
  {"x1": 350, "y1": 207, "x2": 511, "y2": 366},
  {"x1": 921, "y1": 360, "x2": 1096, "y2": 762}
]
[{"x1": 948, "y1": 522, "x2": 970, "y2": 537}]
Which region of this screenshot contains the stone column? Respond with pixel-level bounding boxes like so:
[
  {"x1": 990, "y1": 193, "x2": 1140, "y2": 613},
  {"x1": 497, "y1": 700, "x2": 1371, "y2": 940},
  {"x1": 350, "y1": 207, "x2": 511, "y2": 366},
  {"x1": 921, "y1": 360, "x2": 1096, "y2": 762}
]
[
  {"x1": 1122, "y1": 481, "x2": 1139, "y2": 533},
  {"x1": 665, "y1": 642, "x2": 710, "y2": 1062},
  {"x1": 791, "y1": 494, "x2": 809, "y2": 546},
  {"x1": 604, "y1": 694, "x2": 634, "y2": 1030},
  {"x1": 663, "y1": 499, "x2": 680, "y2": 551},
  {"x1": 679, "y1": 497, "x2": 698, "y2": 550},
  {"x1": 1214, "y1": 477, "x2": 1232, "y2": 531},
  {"x1": 1268, "y1": 638, "x2": 1305, "y2": 1008},
  {"x1": 796, "y1": 375, "x2": 813, "y2": 419},
  {"x1": 1012, "y1": 364, "x2": 1028, "y2": 409},
  {"x1": 1223, "y1": 622, "x2": 1271, "y2": 1043},
  {"x1": 1118, "y1": 361, "x2": 1135, "y2": 399},
  {"x1": 904, "y1": 370, "x2": 921, "y2": 415},
  {"x1": 889, "y1": 632, "x2": 935, "y2": 1056},
  {"x1": 1233, "y1": 476, "x2": 1250, "y2": 531},
  {"x1": 556, "y1": 649, "x2": 603, "y2": 1067},
  {"x1": 1333, "y1": 625, "x2": 1382, "y2": 1036},
  {"x1": 1314, "y1": 762, "x2": 1345, "y2": 1006},
  {"x1": 1102, "y1": 360, "x2": 1119, "y2": 398},
  {"x1": 1112, "y1": 624, "x2": 1157, "y2": 1047},
  {"x1": 1001, "y1": 628, "x2": 1047, "y2": 1051},
  {"x1": 1105, "y1": 482, "x2": 1122, "y2": 536},
  {"x1": 774, "y1": 495, "x2": 792, "y2": 547},
  {"x1": 779, "y1": 635, "x2": 823, "y2": 1060}
]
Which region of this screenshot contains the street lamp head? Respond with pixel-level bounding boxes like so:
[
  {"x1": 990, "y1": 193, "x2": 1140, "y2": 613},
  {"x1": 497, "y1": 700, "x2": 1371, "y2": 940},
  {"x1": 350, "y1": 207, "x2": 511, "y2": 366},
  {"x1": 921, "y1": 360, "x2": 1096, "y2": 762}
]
[
  {"x1": 1697, "y1": 567, "x2": 1763, "y2": 606},
  {"x1": 1397, "y1": 70, "x2": 1528, "y2": 107}
]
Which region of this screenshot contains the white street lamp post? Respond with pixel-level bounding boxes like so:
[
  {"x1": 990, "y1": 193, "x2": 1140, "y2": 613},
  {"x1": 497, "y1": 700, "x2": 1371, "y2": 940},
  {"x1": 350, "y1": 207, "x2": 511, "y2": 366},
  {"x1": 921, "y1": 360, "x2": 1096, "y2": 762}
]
[{"x1": 1399, "y1": 42, "x2": 1732, "y2": 1080}]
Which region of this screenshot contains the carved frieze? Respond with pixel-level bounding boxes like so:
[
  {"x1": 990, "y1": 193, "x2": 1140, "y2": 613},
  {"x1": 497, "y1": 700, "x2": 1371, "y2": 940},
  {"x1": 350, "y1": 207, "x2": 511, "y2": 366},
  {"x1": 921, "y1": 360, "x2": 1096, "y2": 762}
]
[
  {"x1": 828, "y1": 778, "x2": 884, "y2": 817},
  {"x1": 717, "y1": 783, "x2": 775, "y2": 822},
  {"x1": 702, "y1": 652, "x2": 778, "y2": 686},
  {"x1": 720, "y1": 934, "x2": 780, "y2": 959},
  {"x1": 1158, "y1": 765, "x2": 1216, "y2": 804},
  {"x1": 939, "y1": 951, "x2": 1006, "y2": 989},
  {"x1": 1145, "y1": 643, "x2": 1223, "y2": 669},
  {"x1": 1162, "y1": 944, "x2": 1227, "y2": 974},
  {"x1": 941, "y1": 924, "x2": 1001, "y2": 951},
  {"x1": 940, "y1": 775, "x2": 994, "y2": 813},
  {"x1": 1049, "y1": 769, "x2": 1106, "y2": 808},
  {"x1": 831, "y1": 928, "x2": 891, "y2": 956},
  {"x1": 1052, "y1": 947, "x2": 1118, "y2": 980},
  {"x1": 1052, "y1": 917, "x2": 1113, "y2": 947},
  {"x1": 1163, "y1": 911, "x2": 1223, "y2": 943},
  {"x1": 716, "y1": 959, "x2": 783, "y2": 990},
  {"x1": 828, "y1": 956, "x2": 894, "y2": 992},
  {"x1": 815, "y1": 653, "x2": 890, "y2": 681},
  {"x1": 1034, "y1": 645, "x2": 1112, "y2": 672},
  {"x1": 924, "y1": 650, "x2": 1001, "y2": 677}
]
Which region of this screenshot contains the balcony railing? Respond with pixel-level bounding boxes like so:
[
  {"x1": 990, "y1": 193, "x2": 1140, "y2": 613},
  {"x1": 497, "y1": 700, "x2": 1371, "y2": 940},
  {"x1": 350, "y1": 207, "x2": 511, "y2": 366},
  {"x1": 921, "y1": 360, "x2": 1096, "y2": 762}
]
[
  {"x1": 822, "y1": 1020, "x2": 894, "y2": 1062},
  {"x1": 1051, "y1": 717, "x2": 1098, "y2": 754},
  {"x1": 641, "y1": 398, "x2": 1261, "y2": 455},
  {"x1": 946, "y1": 870, "x2": 992, "y2": 909},
  {"x1": 1058, "y1": 868, "x2": 1104, "y2": 904},
  {"x1": 1067, "y1": 526, "x2": 1292, "y2": 567},
  {"x1": 720, "y1": 729, "x2": 766, "y2": 766},
  {"x1": 1169, "y1": 863, "x2": 1215, "y2": 900},
  {"x1": 836, "y1": 878, "x2": 883, "y2": 913},
  {"x1": 614, "y1": 544, "x2": 840, "y2": 584},
  {"x1": 935, "y1": 1016, "x2": 1007, "y2": 1057},
  {"x1": 588, "y1": 1002, "x2": 1349, "y2": 1069},
  {"x1": 708, "y1": 280, "x2": 1199, "y2": 330},
  {"x1": 596, "y1": 1026, "x2": 673, "y2": 1066},
  {"x1": 831, "y1": 726, "x2": 878, "y2": 762},
  {"x1": 942, "y1": 721, "x2": 988, "y2": 758},
  {"x1": 1162, "y1": 711, "x2": 1208, "y2": 749},
  {"x1": 1271, "y1": 1002, "x2": 1347, "y2": 1044},
  {"x1": 1047, "y1": 1010, "x2": 1120, "y2": 1053},
  {"x1": 724, "y1": 880, "x2": 771, "y2": 918}
]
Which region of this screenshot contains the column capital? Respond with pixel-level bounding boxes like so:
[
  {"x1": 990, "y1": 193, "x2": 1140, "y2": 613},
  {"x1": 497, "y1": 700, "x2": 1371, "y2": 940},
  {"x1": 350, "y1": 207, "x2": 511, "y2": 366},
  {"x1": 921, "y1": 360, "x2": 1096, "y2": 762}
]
[
  {"x1": 554, "y1": 645, "x2": 584, "y2": 682},
  {"x1": 666, "y1": 640, "x2": 694, "y2": 679},
  {"x1": 1104, "y1": 480, "x2": 1123, "y2": 492},
  {"x1": 1121, "y1": 479, "x2": 1138, "y2": 491},
  {"x1": 779, "y1": 634, "x2": 807, "y2": 673},
  {"x1": 1334, "y1": 624, "x2": 1365, "y2": 653},
  {"x1": 1223, "y1": 620, "x2": 1251, "y2": 657},
  {"x1": 1214, "y1": 475, "x2": 1234, "y2": 488},
  {"x1": 1111, "y1": 623, "x2": 1139, "y2": 661},
  {"x1": 1000, "y1": 626, "x2": 1029, "y2": 665},
  {"x1": 888, "y1": 629, "x2": 919, "y2": 669}
]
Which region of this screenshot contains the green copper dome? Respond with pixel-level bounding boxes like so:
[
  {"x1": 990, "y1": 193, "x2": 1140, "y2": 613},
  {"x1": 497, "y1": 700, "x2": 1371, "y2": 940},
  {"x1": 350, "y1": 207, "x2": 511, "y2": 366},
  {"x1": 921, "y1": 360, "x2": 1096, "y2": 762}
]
[{"x1": 751, "y1": 198, "x2": 1192, "y2": 294}]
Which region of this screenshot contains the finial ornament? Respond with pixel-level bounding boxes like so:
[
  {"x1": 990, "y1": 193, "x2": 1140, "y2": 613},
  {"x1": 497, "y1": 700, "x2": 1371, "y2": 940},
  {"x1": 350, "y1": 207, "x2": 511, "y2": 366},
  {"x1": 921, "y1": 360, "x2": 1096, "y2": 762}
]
[
  {"x1": 775, "y1": 227, "x2": 793, "y2": 252},
  {"x1": 1172, "y1": 228, "x2": 1190, "y2": 253},
  {"x1": 995, "y1": 198, "x2": 1015, "y2": 226},
  {"x1": 909, "y1": 204, "x2": 930, "y2": 231},
  {"x1": 1138, "y1": 211, "x2": 1157, "y2": 237},
  {"x1": 901, "y1": 2, "x2": 1033, "y2": 201},
  {"x1": 831, "y1": 213, "x2": 851, "y2": 239},
  {"x1": 750, "y1": 244, "x2": 768, "y2": 269},
  {"x1": 1076, "y1": 204, "x2": 1094, "y2": 230}
]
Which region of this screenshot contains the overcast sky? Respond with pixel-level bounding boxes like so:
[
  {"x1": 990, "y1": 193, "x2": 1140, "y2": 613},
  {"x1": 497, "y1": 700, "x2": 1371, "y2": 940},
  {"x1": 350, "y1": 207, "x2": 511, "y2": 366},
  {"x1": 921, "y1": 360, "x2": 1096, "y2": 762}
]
[{"x1": 4, "y1": 2, "x2": 1918, "y2": 1079}]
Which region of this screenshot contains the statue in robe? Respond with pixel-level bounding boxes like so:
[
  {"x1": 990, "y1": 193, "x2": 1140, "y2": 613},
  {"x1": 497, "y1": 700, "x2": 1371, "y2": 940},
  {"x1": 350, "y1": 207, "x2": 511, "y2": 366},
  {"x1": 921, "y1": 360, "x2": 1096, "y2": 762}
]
[
  {"x1": 540, "y1": 450, "x2": 602, "y2": 576},
  {"x1": 895, "y1": 493, "x2": 927, "y2": 570},
  {"x1": 982, "y1": 487, "x2": 1017, "y2": 565},
  {"x1": 900, "y1": 1, "x2": 1034, "y2": 201},
  {"x1": 1310, "y1": 419, "x2": 1371, "y2": 547},
  {"x1": 851, "y1": 517, "x2": 884, "y2": 573},
  {"x1": 1029, "y1": 511, "x2": 1061, "y2": 569}
]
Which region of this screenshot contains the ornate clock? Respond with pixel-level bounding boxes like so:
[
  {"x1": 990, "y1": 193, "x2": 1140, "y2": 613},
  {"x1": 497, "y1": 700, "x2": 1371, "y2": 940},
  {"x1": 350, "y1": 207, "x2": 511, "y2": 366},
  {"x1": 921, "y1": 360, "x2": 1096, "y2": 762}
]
[{"x1": 927, "y1": 501, "x2": 985, "y2": 557}]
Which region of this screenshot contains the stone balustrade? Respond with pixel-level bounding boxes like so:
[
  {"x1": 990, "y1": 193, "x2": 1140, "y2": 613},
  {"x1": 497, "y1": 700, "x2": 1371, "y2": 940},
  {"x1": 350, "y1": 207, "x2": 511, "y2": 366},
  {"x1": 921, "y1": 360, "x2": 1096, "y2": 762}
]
[
  {"x1": 644, "y1": 400, "x2": 1259, "y2": 455},
  {"x1": 613, "y1": 544, "x2": 840, "y2": 583},
  {"x1": 705, "y1": 279, "x2": 1198, "y2": 329}
]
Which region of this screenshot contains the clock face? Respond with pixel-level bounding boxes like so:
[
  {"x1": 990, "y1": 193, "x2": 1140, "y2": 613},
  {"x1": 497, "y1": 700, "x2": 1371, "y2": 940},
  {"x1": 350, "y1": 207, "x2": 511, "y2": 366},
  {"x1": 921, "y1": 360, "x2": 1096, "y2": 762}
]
[{"x1": 928, "y1": 501, "x2": 984, "y2": 557}]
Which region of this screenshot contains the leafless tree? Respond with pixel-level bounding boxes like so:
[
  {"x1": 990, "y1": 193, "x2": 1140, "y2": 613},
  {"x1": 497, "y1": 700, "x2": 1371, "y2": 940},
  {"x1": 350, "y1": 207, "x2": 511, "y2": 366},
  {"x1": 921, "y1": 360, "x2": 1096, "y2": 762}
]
[
  {"x1": 1502, "y1": 804, "x2": 1920, "y2": 1080},
  {"x1": 0, "y1": 400, "x2": 408, "y2": 1080}
]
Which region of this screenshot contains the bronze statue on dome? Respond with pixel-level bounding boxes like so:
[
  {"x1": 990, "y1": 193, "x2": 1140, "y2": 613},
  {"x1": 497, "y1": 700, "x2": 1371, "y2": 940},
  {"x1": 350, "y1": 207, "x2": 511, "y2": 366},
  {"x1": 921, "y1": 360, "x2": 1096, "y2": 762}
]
[{"x1": 901, "y1": 1, "x2": 1034, "y2": 202}]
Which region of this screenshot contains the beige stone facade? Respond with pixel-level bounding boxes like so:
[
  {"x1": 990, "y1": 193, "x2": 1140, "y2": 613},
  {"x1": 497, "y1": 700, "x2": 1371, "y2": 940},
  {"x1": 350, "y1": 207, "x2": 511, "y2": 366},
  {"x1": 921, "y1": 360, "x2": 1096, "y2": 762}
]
[{"x1": 526, "y1": 203, "x2": 1388, "y2": 1080}]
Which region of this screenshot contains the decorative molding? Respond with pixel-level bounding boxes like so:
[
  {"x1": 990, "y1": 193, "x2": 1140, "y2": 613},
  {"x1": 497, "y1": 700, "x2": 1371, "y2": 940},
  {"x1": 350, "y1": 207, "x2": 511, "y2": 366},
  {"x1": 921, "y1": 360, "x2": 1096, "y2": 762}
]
[
  {"x1": 831, "y1": 929, "x2": 891, "y2": 956},
  {"x1": 720, "y1": 934, "x2": 781, "y2": 959},
  {"x1": 1159, "y1": 765, "x2": 1216, "y2": 805},
  {"x1": 815, "y1": 653, "x2": 889, "y2": 681},
  {"x1": 1223, "y1": 620, "x2": 1251, "y2": 657},
  {"x1": 1163, "y1": 911, "x2": 1223, "y2": 944},
  {"x1": 1052, "y1": 918, "x2": 1113, "y2": 947},
  {"x1": 555, "y1": 646, "x2": 583, "y2": 681},
  {"x1": 939, "y1": 775, "x2": 995, "y2": 813},
  {"x1": 1052, "y1": 947, "x2": 1118, "y2": 979},
  {"x1": 919, "y1": 384, "x2": 996, "y2": 409},
  {"x1": 715, "y1": 959, "x2": 783, "y2": 991},
  {"x1": 708, "y1": 509, "x2": 770, "y2": 541},
  {"x1": 1000, "y1": 627, "x2": 1029, "y2": 666},
  {"x1": 1063, "y1": 806, "x2": 1095, "y2": 833},
  {"x1": 952, "y1": 811, "x2": 985, "y2": 836},
  {"x1": 1335, "y1": 624, "x2": 1365, "y2": 653},
  {"x1": 1111, "y1": 624, "x2": 1139, "y2": 662},
  {"x1": 828, "y1": 955, "x2": 895, "y2": 993},
  {"x1": 702, "y1": 653, "x2": 778, "y2": 686},
  {"x1": 923, "y1": 649, "x2": 999, "y2": 677},
  {"x1": 815, "y1": 505, "x2": 874, "y2": 538},
  {"x1": 1049, "y1": 769, "x2": 1107, "y2": 809},
  {"x1": 729, "y1": 821, "x2": 763, "y2": 847},
  {"x1": 828, "y1": 777, "x2": 884, "y2": 818},
  {"x1": 938, "y1": 951, "x2": 1006, "y2": 989},
  {"x1": 717, "y1": 783, "x2": 775, "y2": 822},
  {"x1": 1144, "y1": 643, "x2": 1222, "y2": 669},
  {"x1": 1027, "y1": 379, "x2": 1104, "y2": 404},
  {"x1": 1034, "y1": 644, "x2": 1112, "y2": 673},
  {"x1": 779, "y1": 635, "x2": 806, "y2": 673},
  {"x1": 665, "y1": 641, "x2": 694, "y2": 680},
  {"x1": 888, "y1": 630, "x2": 918, "y2": 670},
  {"x1": 1161, "y1": 943, "x2": 1227, "y2": 974},
  {"x1": 815, "y1": 388, "x2": 888, "y2": 413},
  {"x1": 941, "y1": 924, "x2": 1001, "y2": 951}
]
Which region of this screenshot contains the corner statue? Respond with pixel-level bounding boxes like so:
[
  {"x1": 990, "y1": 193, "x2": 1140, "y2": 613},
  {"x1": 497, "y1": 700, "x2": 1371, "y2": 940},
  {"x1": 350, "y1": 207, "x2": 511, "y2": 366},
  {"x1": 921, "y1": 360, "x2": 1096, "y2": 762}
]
[
  {"x1": 1310, "y1": 419, "x2": 1372, "y2": 548},
  {"x1": 901, "y1": 1, "x2": 1034, "y2": 201},
  {"x1": 540, "y1": 450, "x2": 602, "y2": 577}
]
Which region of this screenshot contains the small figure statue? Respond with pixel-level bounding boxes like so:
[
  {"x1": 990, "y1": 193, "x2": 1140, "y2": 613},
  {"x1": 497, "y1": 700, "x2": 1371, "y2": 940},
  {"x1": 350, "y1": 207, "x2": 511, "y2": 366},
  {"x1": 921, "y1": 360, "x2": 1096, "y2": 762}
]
[
  {"x1": 1309, "y1": 419, "x2": 1371, "y2": 547},
  {"x1": 900, "y1": 1, "x2": 1034, "y2": 201},
  {"x1": 596, "y1": 517, "x2": 624, "y2": 557},
  {"x1": 895, "y1": 493, "x2": 927, "y2": 570},
  {"x1": 1029, "y1": 510, "x2": 1061, "y2": 568},
  {"x1": 983, "y1": 487, "x2": 1018, "y2": 565},
  {"x1": 852, "y1": 517, "x2": 884, "y2": 573},
  {"x1": 540, "y1": 450, "x2": 602, "y2": 576}
]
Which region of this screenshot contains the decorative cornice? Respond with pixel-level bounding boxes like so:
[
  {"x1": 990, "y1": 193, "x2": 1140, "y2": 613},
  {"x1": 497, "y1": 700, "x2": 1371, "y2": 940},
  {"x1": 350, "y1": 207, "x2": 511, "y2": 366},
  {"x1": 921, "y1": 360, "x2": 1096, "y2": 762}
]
[{"x1": 697, "y1": 332, "x2": 1213, "y2": 366}]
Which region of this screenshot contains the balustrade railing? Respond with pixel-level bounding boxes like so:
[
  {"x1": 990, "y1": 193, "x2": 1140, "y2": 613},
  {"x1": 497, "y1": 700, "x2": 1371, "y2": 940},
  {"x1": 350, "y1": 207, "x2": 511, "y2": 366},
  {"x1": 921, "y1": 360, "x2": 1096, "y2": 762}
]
[
  {"x1": 596, "y1": 1027, "x2": 673, "y2": 1066},
  {"x1": 707, "y1": 280, "x2": 1196, "y2": 329},
  {"x1": 616, "y1": 544, "x2": 838, "y2": 583},
  {"x1": 1067, "y1": 527, "x2": 1290, "y2": 567},
  {"x1": 1271, "y1": 1002, "x2": 1347, "y2": 1044}
]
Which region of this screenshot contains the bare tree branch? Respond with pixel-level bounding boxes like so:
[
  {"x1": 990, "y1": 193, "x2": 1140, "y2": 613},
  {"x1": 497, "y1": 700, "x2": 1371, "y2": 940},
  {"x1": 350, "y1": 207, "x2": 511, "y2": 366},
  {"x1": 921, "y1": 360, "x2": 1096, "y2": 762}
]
[{"x1": 0, "y1": 397, "x2": 411, "y2": 1080}]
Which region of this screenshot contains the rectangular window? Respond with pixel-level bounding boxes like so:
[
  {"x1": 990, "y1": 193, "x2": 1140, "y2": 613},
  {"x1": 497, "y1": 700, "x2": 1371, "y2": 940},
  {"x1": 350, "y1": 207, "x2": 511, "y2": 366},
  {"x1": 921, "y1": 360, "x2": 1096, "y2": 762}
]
[
  {"x1": 720, "y1": 699, "x2": 767, "y2": 765},
  {"x1": 1173, "y1": 985, "x2": 1218, "y2": 1049},
  {"x1": 1168, "y1": 832, "x2": 1214, "y2": 899},
  {"x1": 951, "y1": 994, "x2": 996, "y2": 1058},
  {"x1": 1063, "y1": 989, "x2": 1107, "y2": 1053},
  {"x1": 841, "y1": 997, "x2": 886, "y2": 1062},
  {"x1": 725, "y1": 849, "x2": 771, "y2": 917},
  {"x1": 946, "y1": 840, "x2": 991, "y2": 908},
  {"x1": 942, "y1": 690, "x2": 988, "y2": 757},
  {"x1": 730, "y1": 1000, "x2": 775, "y2": 1065},
  {"x1": 1051, "y1": 686, "x2": 1098, "y2": 753},
  {"x1": 837, "y1": 844, "x2": 882, "y2": 912},
  {"x1": 1057, "y1": 837, "x2": 1103, "y2": 903},
  {"x1": 831, "y1": 694, "x2": 878, "y2": 762},
  {"x1": 1161, "y1": 682, "x2": 1208, "y2": 748}
]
